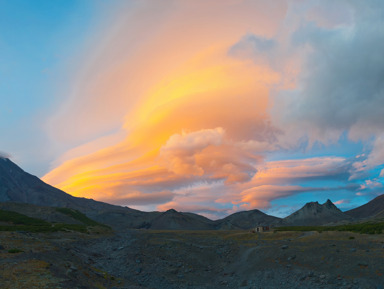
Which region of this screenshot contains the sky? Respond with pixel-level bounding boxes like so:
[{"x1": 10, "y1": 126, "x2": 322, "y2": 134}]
[{"x1": 1, "y1": 0, "x2": 384, "y2": 219}]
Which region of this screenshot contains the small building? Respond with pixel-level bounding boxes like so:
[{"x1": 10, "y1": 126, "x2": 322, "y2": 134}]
[{"x1": 253, "y1": 226, "x2": 270, "y2": 233}]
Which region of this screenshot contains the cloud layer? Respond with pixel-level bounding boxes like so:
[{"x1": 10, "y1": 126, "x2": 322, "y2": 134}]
[{"x1": 42, "y1": 0, "x2": 384, "y2": 218}]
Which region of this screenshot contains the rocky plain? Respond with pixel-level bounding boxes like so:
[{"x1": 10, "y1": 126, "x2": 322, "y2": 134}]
[{"x1": 1, "y1": 228, "x2": 384, "y2": 289}]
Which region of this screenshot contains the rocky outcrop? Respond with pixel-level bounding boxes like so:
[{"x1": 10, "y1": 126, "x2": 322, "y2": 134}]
[{"x1": 282, "y1": 199, "x2": 352, "y2": 226}]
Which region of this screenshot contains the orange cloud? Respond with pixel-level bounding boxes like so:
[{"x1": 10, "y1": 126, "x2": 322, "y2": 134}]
[
  {"x1": 42, "y1": 1, "x2": 304, "y2": 214},
  {"x1": 239, "y1": 185, "x2": 308, "y2": 209}
]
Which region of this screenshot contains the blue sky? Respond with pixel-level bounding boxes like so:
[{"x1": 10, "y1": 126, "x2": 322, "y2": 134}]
[{"x1": 0, "y1": 0, "x2": 108, "y2": 173}]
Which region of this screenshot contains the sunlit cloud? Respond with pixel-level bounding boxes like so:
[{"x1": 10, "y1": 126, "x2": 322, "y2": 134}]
[
  {"x1": 334, "y1": 199, "x2": 350, "y2": 205},
  {"x1": 40, "y1": 0, "x2": 384, "y2": 217}
]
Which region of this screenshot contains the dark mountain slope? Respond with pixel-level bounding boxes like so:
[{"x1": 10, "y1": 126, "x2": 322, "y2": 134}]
[
  {"x1": 149, "y1": 209, "x2": 214, "y2": 230},
  {"x1": 345, "y1": 194, "x2": 384, "y2": 219},
  {"x1": 214, "y1": 209, "x2": 281, "y2": 230}
]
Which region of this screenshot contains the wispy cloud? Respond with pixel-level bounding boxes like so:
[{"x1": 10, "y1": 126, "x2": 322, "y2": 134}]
[{"x1": 41, "y1": 0, "x2": 384, "y2": 217}]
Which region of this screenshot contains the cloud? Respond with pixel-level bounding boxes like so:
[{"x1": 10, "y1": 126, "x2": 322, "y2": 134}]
[
  {"x1": 229, "y1": 34, "x2": 276, "y2": 65},
  {"x1": 273, "y1": 1, "x2": 384, "y2": 143},
  {"x1": 334, "y1": 199, "x2": 350, "y2": 205},
  {"x1": 102, "y1": 190, "x2": 174, "y2": 206},
  {"x1": 250, "y1": 157, "x2": 350, "y2": 186},
  {"x1": 159, "y1": 128, "x2": 262, "y2": 183},
  {"x1": 43, "y1": 1, "x2": 286, "y2": 211},
  {"x1": 239, "y1": 185, "x2": 309, "y2": 209},
  {"x1": 41, "y1": 0, "x2": 384, "y2": 217}
]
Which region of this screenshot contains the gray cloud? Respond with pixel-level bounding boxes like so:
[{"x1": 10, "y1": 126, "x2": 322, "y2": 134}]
[
  {"x1": 229, "y1": 34, "x2": 277, "y2": 64},
  {"x1": 277, "y1": 1, "x2": 384, "y2": 140}
]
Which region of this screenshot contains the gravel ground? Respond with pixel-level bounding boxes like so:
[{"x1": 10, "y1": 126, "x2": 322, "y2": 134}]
[{"x1": 1, "y1": 229, "x2": 384, "y2": 288}]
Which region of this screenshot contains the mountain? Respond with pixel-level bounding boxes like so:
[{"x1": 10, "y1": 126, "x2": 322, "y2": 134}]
[
  {"x1": 345, "y1": 194, "x2": 384, "y2": 219},
  {"x1": 282, "y1": 199, "x2": 352, "y2": 226},
  {"x1": 214, "y1": 209, "x2": 281, "y2": 230},
  {"x1": 149, "y1": 209, "x2": 214, "y2": 230},
  {"x1": 0, "y1": 157, "x2": 155, "y2": 229}
]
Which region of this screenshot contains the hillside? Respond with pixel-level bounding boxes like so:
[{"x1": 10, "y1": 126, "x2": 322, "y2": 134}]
[
  {"x1": 149, "y1": 209, "x2": 215, "y2": 230},
  {"x1": 214, "y1": 209, "x2": 281, "y2": 230},
  {"x1": 345, "y1": 194, "x2": 384, "y2": 219}
]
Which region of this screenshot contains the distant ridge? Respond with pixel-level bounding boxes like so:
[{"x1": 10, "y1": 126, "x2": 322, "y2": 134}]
[
  {"x1": 214, "y1": 209, "x2": 281, "y2": 230},
  {"x1": 149, "y1": 209, "x2": 214, "y2": 230},
  {"x1": 345, "y1": 194, "x2": 384, "y2": 219},
  {"x1": 282, "y1": 199, "x2": 352, "y2": 226}
]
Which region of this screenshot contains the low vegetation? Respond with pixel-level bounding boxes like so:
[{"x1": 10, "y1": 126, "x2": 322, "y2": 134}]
[
  {"x1": 0, "y1": 209, "x2": 101, "y2": 233},
  {"x1": 276, "y1": 222, "x2": 384, "y2": 234},
  {"x1": 0, "y1": 209, "x2": 49, "y2": 226},
  {"x1": 56, "y1": 207, "x2": 109, "y2": 228},
  {"x1": 8, "y1": 248, "x2": 24, "y2": 254}
]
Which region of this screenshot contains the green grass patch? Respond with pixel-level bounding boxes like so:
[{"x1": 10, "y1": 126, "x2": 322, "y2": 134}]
[
  {"x1": 8, "y1": 248, "x2": 24, "y2": 254},
  {"x1": 55, "y1": 208, "x2": 109, "y2": 228},
  {"x1": 276, "y1": 222, "x2": 384, "y2": 234},
  {"x1": 0, "y1": 223, "x2": 88, "y2": 233},
  {"x1": 0, "y1": 209, "x2": 88, "y2": 233},
  {"x1": 0, "y1": 209, "x2": 49, "y2": 226}
]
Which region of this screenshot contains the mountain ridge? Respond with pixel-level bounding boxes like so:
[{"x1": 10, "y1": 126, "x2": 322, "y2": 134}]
[{"x1": 1, "y1": 157, "x2": 384, "y2": 229}]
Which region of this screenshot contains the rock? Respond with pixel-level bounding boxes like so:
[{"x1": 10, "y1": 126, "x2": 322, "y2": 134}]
[
  {"x1": 288, "y1": 255, "x2": 296, "y2": 261},
  {"x1": 281, "y1": 245, "x2": 289, "y2": 250},
  {"x1": 350, "y1": 248, "x2": 356, "y2": 252}
]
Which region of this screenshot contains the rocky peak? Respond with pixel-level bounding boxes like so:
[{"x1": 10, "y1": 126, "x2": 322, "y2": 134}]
[
  {"x1": 324, "y1": 199, "x2": 337, "y2": 209},
  {"x1": 282, "y1": 199, "x2": 351, "y2": 226},
  {"x1": 165, "y1": 209, "x2": 178, "y2": 214}
]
